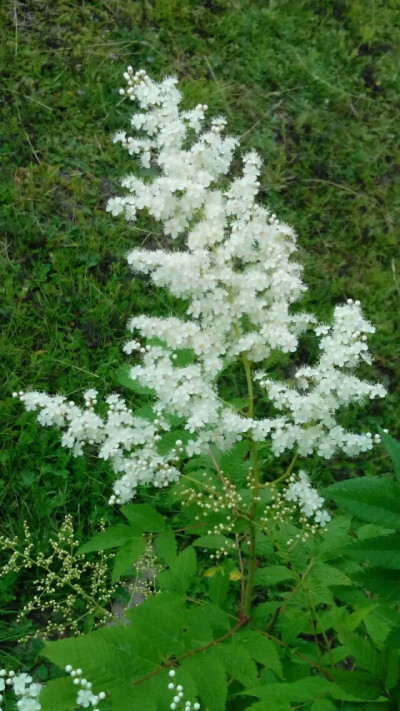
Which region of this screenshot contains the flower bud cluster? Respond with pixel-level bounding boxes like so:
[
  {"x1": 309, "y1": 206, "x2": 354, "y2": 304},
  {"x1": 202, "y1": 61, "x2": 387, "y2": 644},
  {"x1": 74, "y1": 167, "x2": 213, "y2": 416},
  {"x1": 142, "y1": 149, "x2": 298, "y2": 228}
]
[
  {"x1": 182, "y1": 471, "x2": 240, "y2": 558},
  {"x1": 64, "y1": 666, "x2": 106, "y2": 710},
  {"x1": 0, "y1": 517, "x2": 115, "y2": 640},
  {"x1": 167, "y1": 670, "x2": 200, "y2": 710}
]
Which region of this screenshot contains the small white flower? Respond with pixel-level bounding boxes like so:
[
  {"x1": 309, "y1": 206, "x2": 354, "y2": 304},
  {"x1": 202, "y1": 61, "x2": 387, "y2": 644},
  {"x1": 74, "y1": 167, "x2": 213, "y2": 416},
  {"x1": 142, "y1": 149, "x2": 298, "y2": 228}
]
[
  {"x1": 77, "y1": 689, "x2": 96, "y2": 708},
  {"x1": 13, "y1": 674, "x2": 32, "y2": 695}
]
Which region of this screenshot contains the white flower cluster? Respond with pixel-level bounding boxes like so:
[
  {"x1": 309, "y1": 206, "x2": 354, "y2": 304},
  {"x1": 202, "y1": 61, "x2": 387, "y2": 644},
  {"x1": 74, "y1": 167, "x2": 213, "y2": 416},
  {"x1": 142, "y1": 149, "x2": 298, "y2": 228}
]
[
  {"x1": 256, "y1": 299, "x2": 386, "y2": 459},
  {"x1": 16, "y1": 69, "x2": 386, "y2": 503},
  {"x1": 284, "y1": 471, "x2": 331, "y2": 527},
  {"x1": 64, "y1": 665, "x2": 106, "y2": 710},
  {"x1": 167, "y1": 669, "x2": 200, "y2": 710},
  {"x1": 13, "y1": 390, "x2": 182, "y2": 504},
  {"x1": 0, "y1": 669, "x2": 41, "y2": 711}
]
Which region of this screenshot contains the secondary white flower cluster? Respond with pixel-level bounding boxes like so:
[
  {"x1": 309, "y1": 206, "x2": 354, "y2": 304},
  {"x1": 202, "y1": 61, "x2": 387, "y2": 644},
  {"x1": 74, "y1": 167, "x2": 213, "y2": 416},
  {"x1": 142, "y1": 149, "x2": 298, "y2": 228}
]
[
  {"x1": 284, "y1": 471, "x2": 331, "y2": 527},
  {"x1": 256, "y1": 299, "x2": 386, "y2": 459},
  {"x1": 13, "y1": 390, "x2": 182, "y2": 503},
  {"x1": 16, "y1": 69, "x2": 386, "y2": 503},
  {"x1": 64, "y1": 665, "x2": 106, "y2": 710},
  {"x1": 167, "y1": 670, "x2": 200, "y2": 710},
  {"x1": 0, "y1": 669, "x2": 41, "y2": 711}
]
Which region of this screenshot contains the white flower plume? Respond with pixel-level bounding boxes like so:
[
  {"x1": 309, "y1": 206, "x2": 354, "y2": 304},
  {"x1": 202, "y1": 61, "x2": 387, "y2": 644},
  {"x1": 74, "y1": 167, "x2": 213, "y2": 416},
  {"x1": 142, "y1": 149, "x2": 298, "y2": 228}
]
[{"x1": 16, "y1": 68, "x2": 386, "y2": 503}]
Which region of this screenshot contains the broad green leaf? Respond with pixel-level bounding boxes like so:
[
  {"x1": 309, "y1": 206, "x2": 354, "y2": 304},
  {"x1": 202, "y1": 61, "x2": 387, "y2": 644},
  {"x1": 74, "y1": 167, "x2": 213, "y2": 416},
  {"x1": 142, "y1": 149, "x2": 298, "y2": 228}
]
[
  {"x1": 388, "y1": 626, "x2": 400, "y2": 647},
  {"x1": 43, "y1": 625, "x2": 160, "y2": 699},
  {"x1": 364, "y1": 605, "x2": 399, "y2": 649},
  {"x1": 179, "y1": 604, "x2": 213, "y2": 646},
  {"x1": 154, "y1": 531, "x2": 177, "y2": 566},
  {"x1": 78, "y1": 524, "x2": 138, "y2": 554},
  {"x1": 379, "y1": 429, "x2": 400, "y2": 480},
  {"x1": 252, "y1": 601, "x2": 281, "y2": 629},
  {"x1": 214, "y1": 642, "x2": 258, "y2": 687},
  {"x1": 112, "y1": 537, "x2": 146, "y2": 583},
  {"x1": 255, "y1": 565, "x2": 295, "y2": 587},
  {"x1": 311, "y1": 700, "x2": 336, "y2": 711},
  {"x1": 126, "y1": 605, "x2": 187, "y2": 657},
  {"x1": 310, "y1": 516, "x2": 352, "y2": 560},
  {"x1": 208, "y1": 569, "x2": 230, "y2": 607},
  {"x1": 255, "y1": 531, "x2": 274, "y2": 557},
  {"x1": 241, "y1": 676, "x2": 330, "y2": 703},
  {"x1": 157, "y1": 429, "x2": 191, "y2": 455},
  {"x1": 247, "y1": 704, "x2": 286, "y2": 711},
  {"x1": 182, "y1": 652, "x2": 227, "y2": 711},
  {"x1": 352, "y1": 568, "x2": 400, "y2": 600},
  {"x1": 348, "y1": 533, "x2": 400, "y2": 569},
  {"x1": 233, "y1": 629, "x2": 283, "y2": 678},
  {"x1": 193, "y1": 534, "x2": 232, "y2": 550},
  {"x1": 384, "y1": 647, "x2": 398, "y2": 690},
  {"x1": 326, "y1": 478, "x2": 400, "y2": 529},
  {"x1": 330, "y1": 669, "x2": 384, "y2": 701},
  {"x1": 40, "y1": 677, "x2": 77, "y2": 711},
  {"x1": 132, "y1": 404, "x2": 156, "y2": 421},
  {"x1": 115, "y1": 364, "x2": 153, "y2": 395},
  {"x1": 307, "y1": 560, "x2": 352, "y2": 606},
  {"x1": 216, "y1": 441, "x2": 251, "y2": 484},
  {"x1": 278, "y1": 611, "x2": 310, "y2": 645},
  {"x1": 121, "y1": 503, "x2": 165, "y2": 532},
  {"x1": 172, "y1": 348, "x2": 195, "y2": 366},
  {"x1": 336, "y1": 630, "x2": 381, "y2": 677},
  {"x1": 194, "y1": 601, "x2": 231, "y2": 635},
  {"x1": 158, "y1": 547, "x2": 197, "y2": 594},
  {"x1": 357, "y1": 524, "x2": 394, "y2": 541},
  {"x1": 321, "y1": 645, "x2": 351, "y2": 666}
]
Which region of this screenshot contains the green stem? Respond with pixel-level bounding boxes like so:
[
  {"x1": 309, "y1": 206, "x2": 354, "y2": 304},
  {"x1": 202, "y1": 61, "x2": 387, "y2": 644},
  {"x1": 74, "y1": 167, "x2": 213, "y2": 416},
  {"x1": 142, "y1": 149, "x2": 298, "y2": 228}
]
[
  {"x1": 262, "y1": 452, "x2": 298, "y2": 487},
  {"x1": 241, "y1": 353, "x2": 260, "y2": 618}
]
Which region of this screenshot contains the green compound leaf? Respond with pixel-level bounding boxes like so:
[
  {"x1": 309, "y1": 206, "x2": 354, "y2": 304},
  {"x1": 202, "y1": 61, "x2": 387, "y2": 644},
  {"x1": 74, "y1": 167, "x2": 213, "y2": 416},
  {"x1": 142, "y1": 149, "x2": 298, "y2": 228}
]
[
  {"x1": 42, "y1": 625, "x2": 161, "y2": 709},
  {"x1": 326, "y1": 477, "x2": 400, "y2": 528},
  {"x1": 347, "y1": 532, "x2": 400, "y2": 569},
  {"x1": 112, "y1": 537, "x2": 146, "y2": 583},
  {"x1": 255, "y1": 565, "x2": 295, "y2": 587},
  {"x1": 335, "y1": 630, "x2": 381, "y2": 677},
  {"x1": 247, "y1": 704, "x2": 287, "y2": 711},
  {"x1": 232, "y1": 629, "x2": 283, "y2": 679},
  {"x1": 241, "y1": 676, "x2": 331, "y2": 704},
  {"x1": 154, "y1": 531, "x2": 177, "y2": 566},
  {"x1": 157, "y1": 429, "x2": 191, "y2": 455},
  {"x1": 126, "y1": 605, "x2": 188, "y2": 657},
  {"x1": 40, "y1": 677, "x2": 77, "y2": 711},
  {"x1": 352, "y1": 567, "x2": 400, "y2": 600},
  {"x1": 329, "y1": 669, "x2": 384, "y2": 701},
  {"x1": 379, "y1": 429, "x2": 400, "y2": 480},
  {"x1": 182, "y1": 652, "x2": 227, "y2": 711},
  {"x1": 171, "y1": 348, "x2": 196, "y2": 366},
  {"x1": 193, "y1": 534, "x2": 232, "y2": 550},
  {"x1": 121, "y1": 503, "x2": 165, "y2": 532},
  {"x1": 115, "y1": 364, "x2": 153, "y2": 395},
  {"x1": 311, "y1": 699, "x2": 336, "y2": 711},
  {"x1": 215, "y1": 441, "x2": 251, "y2": 485},
  {"x1": 157, "y1": 546, "x2": 197, "y2": 595},
  {"x1": 384, "y1": 647, "x2": 398, "y2": 690},
  {"x1": 78, "y1": 524, "x2": 140, "y2": 554},
  {"x1": 214, "y1": 642, "x2": 259, "y2": 687}
]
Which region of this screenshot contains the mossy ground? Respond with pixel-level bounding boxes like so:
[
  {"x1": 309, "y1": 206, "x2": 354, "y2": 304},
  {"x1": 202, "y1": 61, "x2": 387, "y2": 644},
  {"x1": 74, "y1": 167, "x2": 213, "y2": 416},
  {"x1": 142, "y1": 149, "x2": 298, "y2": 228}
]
[{"x1": 0, "y1": 0, "x2": 399, "y2": 572}]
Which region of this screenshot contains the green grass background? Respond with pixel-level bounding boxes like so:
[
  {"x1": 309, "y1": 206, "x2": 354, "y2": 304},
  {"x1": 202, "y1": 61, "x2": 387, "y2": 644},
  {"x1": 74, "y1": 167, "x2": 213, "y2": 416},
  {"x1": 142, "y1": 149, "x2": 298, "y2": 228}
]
[{"x1": 1, "y1": 0, "x2": 399, "y2": 542}]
